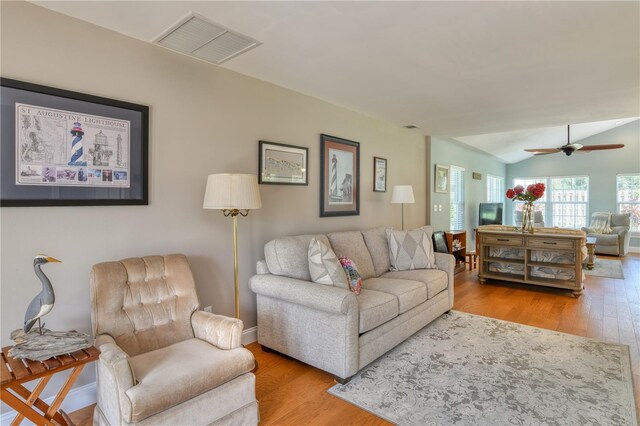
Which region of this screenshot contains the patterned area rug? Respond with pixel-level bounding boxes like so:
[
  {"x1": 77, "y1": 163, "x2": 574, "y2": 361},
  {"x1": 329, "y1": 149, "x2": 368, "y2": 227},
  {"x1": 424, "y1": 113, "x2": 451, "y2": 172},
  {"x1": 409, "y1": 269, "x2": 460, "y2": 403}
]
[
  {"x1": 329, "y1": 311, "x2": 636, "y2": 425},
  {"x1": 584, "y1": 258, "x2": 625, "y2": 279}
]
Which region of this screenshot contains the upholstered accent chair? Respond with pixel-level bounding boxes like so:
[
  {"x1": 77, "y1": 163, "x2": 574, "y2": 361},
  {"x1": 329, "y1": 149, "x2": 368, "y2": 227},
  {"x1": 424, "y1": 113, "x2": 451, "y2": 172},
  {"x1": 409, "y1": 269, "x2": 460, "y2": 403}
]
[
  {"x1": 582, "y1": 213, "x2": 631, "y2": 256},
  {"x1": 90, "y1": 254, "x2": 258, "y2": 426},
  {"x1": 514, "y1": 210, "x2": 545, "y2": 228}
]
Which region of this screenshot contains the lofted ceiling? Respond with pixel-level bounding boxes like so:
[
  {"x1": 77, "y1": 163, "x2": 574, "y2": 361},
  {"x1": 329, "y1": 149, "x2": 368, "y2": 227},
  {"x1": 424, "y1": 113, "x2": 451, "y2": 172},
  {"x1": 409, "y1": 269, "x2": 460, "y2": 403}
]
[{"x1": 30, "y1": 1, "x2": 640, "y2": 163}]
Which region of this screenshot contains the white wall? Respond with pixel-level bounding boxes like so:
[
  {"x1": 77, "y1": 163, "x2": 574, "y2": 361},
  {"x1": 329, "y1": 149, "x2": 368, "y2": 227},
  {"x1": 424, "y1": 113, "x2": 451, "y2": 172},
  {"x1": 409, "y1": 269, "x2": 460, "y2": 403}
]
[
  {"x1": 430, "y1": 137, "x2": 507, "y2": 244},
  {"x1": 506, "y1": 120, "x2": 640, "y2": 247},
  {"x1": 0, "y1": 1, "x2": 427, "y2": 403}
]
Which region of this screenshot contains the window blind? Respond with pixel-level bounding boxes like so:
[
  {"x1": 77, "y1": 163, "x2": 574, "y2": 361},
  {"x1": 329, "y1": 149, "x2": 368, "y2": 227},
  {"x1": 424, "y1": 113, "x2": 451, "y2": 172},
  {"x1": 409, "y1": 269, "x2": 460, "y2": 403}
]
[
  {"x1": 617, "y1": 174, "x2": 640, "y2": 232},
  {"x1": 487, "y1": 175, "x2": 504, "y2": 203},
  {"x1": 450, "y1": 166, "x2": 465, "y2": 230}
]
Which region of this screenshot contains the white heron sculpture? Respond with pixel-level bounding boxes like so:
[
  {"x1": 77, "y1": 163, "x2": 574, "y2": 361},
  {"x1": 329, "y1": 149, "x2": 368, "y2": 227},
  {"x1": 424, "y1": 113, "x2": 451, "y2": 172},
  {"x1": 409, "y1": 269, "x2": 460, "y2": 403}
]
[{"x1": 23, "y1": 255, "x2": 60, "y2": 334}]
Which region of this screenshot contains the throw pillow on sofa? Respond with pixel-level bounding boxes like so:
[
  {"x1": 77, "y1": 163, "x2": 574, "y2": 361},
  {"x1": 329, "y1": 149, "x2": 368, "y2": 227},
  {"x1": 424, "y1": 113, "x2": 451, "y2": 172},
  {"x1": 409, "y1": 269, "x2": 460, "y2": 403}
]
[
  {"x1": 386, "y1": 228, "x2": 435, "y2": 271},
  {"x1": 338, "y1": 256, "x2": 362, "y2": 295},
  {"x1": 308, "y1": 237, "x2": 349, "y2": 288}
]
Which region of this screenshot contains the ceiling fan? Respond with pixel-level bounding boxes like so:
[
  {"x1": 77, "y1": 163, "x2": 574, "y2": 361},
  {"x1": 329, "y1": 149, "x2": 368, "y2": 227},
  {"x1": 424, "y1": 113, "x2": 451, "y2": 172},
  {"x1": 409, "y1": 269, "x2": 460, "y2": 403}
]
[{"x1": 524, "y1": 125, "x2": 625, "y2": 156}]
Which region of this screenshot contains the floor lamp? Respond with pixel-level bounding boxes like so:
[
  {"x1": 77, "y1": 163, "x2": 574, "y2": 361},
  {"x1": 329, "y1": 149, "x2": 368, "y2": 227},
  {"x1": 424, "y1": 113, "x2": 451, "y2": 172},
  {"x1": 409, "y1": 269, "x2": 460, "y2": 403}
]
[
  {"x1": 203, "y1": 173, "x2": 261, "y2": 319},
  {"x1": 391, "y1": 185, "x2": 415, "y2": 230}
]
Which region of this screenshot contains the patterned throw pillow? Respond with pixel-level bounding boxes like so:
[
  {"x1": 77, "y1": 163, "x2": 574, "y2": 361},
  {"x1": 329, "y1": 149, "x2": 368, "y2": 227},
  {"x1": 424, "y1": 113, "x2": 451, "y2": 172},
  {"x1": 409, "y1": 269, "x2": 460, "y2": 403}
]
[
  {"x1": 308, "y1": 237, "x2": 349, "y2": 288},
  {"x1": 338, "y1": 256, "x2": 362, "y2": 295},
  {"x1": 588, "y1": 212, "x2": 612, "y2": 234},
  {"x1": 386, "y1": 228, "x2": 435, "y2": 271}
]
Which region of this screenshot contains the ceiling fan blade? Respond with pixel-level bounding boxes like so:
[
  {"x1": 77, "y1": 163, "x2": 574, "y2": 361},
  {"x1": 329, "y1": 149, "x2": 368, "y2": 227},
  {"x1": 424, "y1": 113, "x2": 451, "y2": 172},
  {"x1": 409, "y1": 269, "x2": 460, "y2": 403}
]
[
  {"x1": 524, "y1": 148, "x2": 560, "y2": 153},
  {"x1": 579, "y1": 144, "x2": 625, "y2": 151},
  {"x1": 534, "y1": 151, "x2": 560, "y2": 156}
]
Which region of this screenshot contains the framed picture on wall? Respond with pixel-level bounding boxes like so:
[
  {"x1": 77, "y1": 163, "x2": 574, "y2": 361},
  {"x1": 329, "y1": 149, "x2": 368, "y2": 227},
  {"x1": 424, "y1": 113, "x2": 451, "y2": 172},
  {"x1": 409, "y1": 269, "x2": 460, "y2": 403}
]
[
  {"x1": 320, "y1": 134, "x2": 360, "y2": 217},
  {"x1": 258, "y1": 140, "x2": 308, "y2": 185},
  {"x1": 373, "y1": 157, "x2": 387, "y2": 192},
  {"x1": 435, "y1": 164, "x2": 450, "y2": 194},
  {"x1": 0, "y1": 78, "x2": 149, "y2": 206}
]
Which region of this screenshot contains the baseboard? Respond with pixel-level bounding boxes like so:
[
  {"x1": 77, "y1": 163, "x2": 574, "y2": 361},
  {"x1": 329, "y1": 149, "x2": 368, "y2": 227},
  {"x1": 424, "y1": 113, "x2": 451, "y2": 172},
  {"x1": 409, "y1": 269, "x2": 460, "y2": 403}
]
[
  {"x1": 1, "y1": 328, "x2": 259, "y2": 422},
  {"x1": 628, "y1": 247, "x2": 640, "y2": 254},
  {"x1": 0, "y1": 382, "x2": 96, "y2": 424},
  {"x1": 242, "y1": 326, "x2": 258, "y2": 345}
]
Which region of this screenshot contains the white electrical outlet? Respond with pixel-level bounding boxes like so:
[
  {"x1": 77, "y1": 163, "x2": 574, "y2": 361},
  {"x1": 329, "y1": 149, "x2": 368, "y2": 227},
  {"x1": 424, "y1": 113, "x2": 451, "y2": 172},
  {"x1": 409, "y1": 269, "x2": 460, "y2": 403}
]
[{"x1": 203, "y1": 306, "x2": 212, "y2": 313}]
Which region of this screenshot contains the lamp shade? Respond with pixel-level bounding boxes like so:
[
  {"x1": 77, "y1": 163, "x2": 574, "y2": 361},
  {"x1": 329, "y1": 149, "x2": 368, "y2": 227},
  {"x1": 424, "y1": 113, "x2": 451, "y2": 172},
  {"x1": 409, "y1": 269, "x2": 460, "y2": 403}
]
[
  {"x1": 391, "y1": 185, "x2": 415, "y2": 204},
  {"x1": 203, "y1": 173, "x2": 262, "y2": 210}
]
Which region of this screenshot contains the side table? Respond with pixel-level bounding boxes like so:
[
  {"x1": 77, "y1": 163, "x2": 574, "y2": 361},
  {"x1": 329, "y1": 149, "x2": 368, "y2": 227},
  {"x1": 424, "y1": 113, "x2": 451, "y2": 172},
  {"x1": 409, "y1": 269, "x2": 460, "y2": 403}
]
[
  {"x1": 585, "y1": 237, "x2": 596, "y2": 270},
  {"x1": 1, "y1": 345, "x2": 99, "y2": 425}
]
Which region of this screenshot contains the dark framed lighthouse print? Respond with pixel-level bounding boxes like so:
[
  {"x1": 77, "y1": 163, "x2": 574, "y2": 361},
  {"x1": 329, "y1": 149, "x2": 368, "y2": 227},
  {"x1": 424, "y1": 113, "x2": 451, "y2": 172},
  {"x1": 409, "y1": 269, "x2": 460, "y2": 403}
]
[
  {"x1": 320, "y1": 134, "x2": 360, "y2": 217},
  {"x1": 1, "y1": 78, "x2": 149, "y2": 206}
]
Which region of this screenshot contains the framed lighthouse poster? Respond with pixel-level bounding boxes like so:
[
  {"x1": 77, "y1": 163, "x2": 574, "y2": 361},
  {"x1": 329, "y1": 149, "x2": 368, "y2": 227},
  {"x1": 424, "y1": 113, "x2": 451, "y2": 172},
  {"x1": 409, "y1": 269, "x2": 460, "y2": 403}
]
[
  {"x1": 320, "y1": 134, "x2": 360, "y2": 217},
  {"x1": 1, "y1": 78, "x2": 148, "y2": 206}
]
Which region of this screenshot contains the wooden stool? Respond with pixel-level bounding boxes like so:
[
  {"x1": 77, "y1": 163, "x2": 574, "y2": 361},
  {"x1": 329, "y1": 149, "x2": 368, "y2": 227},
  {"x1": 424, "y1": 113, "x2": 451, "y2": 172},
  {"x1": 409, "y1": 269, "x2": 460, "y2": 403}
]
[
  {"x1": 465, "y1": 251, "x2": 477, "y2": 270},
  {"x1": 1, "y1": 345, "x2": 99, "y2": 425}
]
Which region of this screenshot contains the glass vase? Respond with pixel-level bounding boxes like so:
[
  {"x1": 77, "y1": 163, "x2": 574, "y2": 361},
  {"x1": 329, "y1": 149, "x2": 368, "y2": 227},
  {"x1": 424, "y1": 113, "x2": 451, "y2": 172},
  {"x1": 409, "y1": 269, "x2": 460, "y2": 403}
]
[{"x1": 521, "y1": 202, "x2": 535, "y2": 233}]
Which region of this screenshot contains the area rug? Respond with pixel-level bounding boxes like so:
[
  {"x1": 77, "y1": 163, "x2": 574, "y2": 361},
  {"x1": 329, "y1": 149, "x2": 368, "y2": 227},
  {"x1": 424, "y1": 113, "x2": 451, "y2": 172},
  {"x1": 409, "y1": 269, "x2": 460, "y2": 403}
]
[
  {"x1": 328, "y1": 311, "x2": 636, "y2": 425},
  {"x1": 584, "y1": 258, "x2": 625, "y2": 279}
]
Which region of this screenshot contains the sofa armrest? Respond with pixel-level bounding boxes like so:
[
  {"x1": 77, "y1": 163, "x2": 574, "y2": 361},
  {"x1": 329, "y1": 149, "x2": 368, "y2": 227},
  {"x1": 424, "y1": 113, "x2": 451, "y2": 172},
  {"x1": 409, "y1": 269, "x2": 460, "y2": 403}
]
[
  {"x1": 434, "y1": 252, "x2": 455, "y2": 309},
  {"x1": 95, "y1": 334, "x2": 135, "y2": 424},
  {"x1": 249, "y1": 274, "x2": 357, "y2": 315},
  {"x1": 191, "y1": 310, "x2": 243, "y2": 350}
]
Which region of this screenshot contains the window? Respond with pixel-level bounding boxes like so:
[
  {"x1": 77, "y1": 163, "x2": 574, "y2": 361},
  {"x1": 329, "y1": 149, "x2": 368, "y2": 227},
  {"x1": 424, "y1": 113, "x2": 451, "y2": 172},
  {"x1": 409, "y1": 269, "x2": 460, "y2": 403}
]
[
  {"x1": 512, "y1": 177, "x2": 548, "y2": 223},
  {"x1": 617, "y1": 174, "x2": 640, "y2": 232},
  {"x1": 511, "y1": 176, "x2": 589, "y2": 229},
  {"x1": 450, "y1": 166, "x2": 465, "y2": 230},
  {"x1": 549, "y1": 177, "x2": 589, "y2": 229},
  {"x1": 487, "y1": 175, "x2": 504, "y2": 203}
]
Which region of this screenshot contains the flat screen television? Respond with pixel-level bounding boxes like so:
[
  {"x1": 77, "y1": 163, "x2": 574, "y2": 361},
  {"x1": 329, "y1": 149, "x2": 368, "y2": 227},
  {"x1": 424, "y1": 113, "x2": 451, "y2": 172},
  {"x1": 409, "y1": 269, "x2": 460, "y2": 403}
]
[{"x1": 479, "y1": 202, "x2": 503, "y2": 225}]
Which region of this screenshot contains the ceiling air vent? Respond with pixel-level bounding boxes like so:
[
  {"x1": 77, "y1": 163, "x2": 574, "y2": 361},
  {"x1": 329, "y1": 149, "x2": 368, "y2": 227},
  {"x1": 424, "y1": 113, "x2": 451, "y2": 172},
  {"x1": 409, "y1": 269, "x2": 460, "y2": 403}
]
[{"x1": 154, "y1": 14, "x2": 261, "y2": 65}]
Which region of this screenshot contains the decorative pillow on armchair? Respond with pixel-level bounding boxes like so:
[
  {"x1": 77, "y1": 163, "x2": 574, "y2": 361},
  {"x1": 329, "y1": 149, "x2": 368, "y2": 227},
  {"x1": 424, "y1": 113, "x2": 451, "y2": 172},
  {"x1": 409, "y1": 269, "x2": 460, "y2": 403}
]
[
  {"x1": 308, "y1": 237, "x2": 349, "y2": 289},
  {"x1": 588, "y1": 212, "x2": 612, "y2": 234},
  {"x1": 386, "y1": 228, "x2": 435, "y2": 271},
  {"x1": 338, "y1": 256, "x2": 362, "y2": 295}
]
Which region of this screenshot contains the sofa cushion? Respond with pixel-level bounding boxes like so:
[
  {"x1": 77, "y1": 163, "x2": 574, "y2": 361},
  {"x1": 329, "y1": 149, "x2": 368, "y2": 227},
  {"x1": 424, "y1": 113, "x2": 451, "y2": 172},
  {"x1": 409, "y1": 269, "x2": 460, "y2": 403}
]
[
  {"x1": 265, "y1": 234, "x2": 331, "y2": 281},
  {"x1": 386, "y1": 228, "x2": 435, "y2": 271},
  {"x1": 362, "y1": 227, "x2": 391, "y2": 277},
  {"x1": 382, "y1": 269, "x2": 448, "y2": 299},
  {"x1": 356, "y1": 289, "x2": 398, "y2": 333},
  {"x1": 327, "y1": 231, "x2": 376, "y2": 279},
  {"x1": 363, "y1": 278, "x2": 426, "y2": 314},
  {"x1": 308, "y1": 237, "x2": 349, "y2": 288},
  {"x1": 126, "y1": 338, "x2": 255, "y2": 422}
]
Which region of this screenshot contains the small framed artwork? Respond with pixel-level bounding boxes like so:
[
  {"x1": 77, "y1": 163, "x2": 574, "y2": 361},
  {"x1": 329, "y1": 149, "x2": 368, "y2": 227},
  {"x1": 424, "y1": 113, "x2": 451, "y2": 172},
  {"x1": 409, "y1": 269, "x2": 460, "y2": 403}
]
[
  {"x1": 373, "y1": 157, "x2": 387, "y2": 192},
  {"x1": 258, "y1": 140, "x2": 308, "y2": 185},
  {"x1": 320, "y1": 134, "x2": 360, "y2": 217},
  {"x1": 1, "y1": 78, "x2": 149, "y2": 206},
  {"x1": 435, "y1": 164, "x2": 449, "y2": 193}
]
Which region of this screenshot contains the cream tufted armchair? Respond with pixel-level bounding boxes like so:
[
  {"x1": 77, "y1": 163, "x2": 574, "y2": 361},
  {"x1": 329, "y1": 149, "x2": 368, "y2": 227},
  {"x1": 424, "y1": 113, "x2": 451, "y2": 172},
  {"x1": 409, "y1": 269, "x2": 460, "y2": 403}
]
[{"x1": 90, "y1": 254, "x2": 258, "y2": 425}]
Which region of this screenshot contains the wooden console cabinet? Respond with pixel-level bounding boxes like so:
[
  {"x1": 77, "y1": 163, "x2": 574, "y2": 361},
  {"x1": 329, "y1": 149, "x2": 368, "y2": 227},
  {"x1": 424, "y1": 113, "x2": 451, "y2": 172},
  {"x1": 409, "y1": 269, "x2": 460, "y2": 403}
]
[{"x1": 477, "y1": 229, "x2": 584, "y2": 296}]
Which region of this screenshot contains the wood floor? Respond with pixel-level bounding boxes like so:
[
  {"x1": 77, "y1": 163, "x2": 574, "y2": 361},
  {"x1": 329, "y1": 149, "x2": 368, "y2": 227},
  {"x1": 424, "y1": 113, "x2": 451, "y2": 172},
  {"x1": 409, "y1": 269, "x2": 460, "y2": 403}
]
[{"x1": 70, "y1": 253, "x2": 639, "y2": 425}]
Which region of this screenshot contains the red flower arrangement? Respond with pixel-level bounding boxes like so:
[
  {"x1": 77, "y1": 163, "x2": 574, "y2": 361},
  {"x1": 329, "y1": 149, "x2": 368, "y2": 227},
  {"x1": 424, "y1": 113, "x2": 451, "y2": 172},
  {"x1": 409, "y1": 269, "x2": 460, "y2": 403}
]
[{"x1": 506, "y1": 183, "x2": 545, "y2": 202}]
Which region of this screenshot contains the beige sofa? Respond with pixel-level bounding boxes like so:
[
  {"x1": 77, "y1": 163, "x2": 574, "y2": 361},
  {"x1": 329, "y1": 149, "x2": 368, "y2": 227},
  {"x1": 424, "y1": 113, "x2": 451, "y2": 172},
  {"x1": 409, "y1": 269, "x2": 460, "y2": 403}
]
[{"x1": 249, "y1": 227, "x2": 454, "y2": 383}]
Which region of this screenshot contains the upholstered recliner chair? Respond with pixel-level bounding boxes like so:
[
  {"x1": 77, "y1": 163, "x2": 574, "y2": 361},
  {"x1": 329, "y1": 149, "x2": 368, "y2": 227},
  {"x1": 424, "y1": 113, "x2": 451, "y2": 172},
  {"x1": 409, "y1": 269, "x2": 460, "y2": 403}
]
[
  {"x1": 582, "y1": 213, "x2": 631, "y2": 256},
  {"x1": 90, "y1": 254, "x2": 258, "y2": 425}
]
